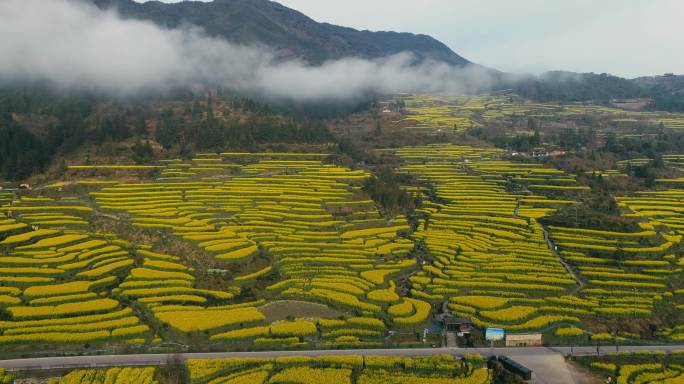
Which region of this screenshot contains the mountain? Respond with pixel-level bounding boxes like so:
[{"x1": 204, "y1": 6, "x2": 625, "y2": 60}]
[
  {"x1": 633, "y1": 74, "x2": 684, "y2": 96},
  {"x1": 633, "y1": 74, "x2": 684, "y2": 111},
  {"x1": 90, "y1": 0, "x2": 470, "y2": 66},
  {"x1": 512, "y1": 71, "x2": 644, "y2": 103},
  {"x1": 510, "y1": 71, "x2": 684, "y2": 111}
]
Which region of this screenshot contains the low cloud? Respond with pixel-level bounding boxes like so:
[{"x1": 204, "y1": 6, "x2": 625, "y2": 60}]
[{"x1": 0, "y1": 0, "x2": 497, "y2": 101}]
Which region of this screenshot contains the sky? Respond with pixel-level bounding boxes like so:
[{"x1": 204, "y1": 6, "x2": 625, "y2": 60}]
[{"x1": 141, "y1": 0, "x2": 683, "y2": 78}]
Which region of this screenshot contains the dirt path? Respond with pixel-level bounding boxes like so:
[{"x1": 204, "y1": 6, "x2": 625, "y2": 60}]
[
  {"x1": 541, "y1": 224, "x2": 584, "y2": 295},
  {"x1": 565, "y1": 359, "x2": 604, "y2": 384},
  {"x1": 514, "y1": 195, "x2": 584, "y2": 295}
]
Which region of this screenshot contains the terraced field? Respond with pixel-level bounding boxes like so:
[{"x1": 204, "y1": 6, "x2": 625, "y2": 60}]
[
  {"x1": 0, "y1": 191, "x2": 11, "y2": 207},
  {"x1": 3, "y1": 144, "x2": 684, "y2": 352},
  {"x1": 186, "y1": 354, "x2": 489, "y2": 384},
  {"x1": 659, "y1": 118, "x2": 684, "y2": 130},
  {"x1": 400, "y1": 94, "x2": 684, "y2": 136},
  {"x1": 387, "y1": 145, "x2": 586, "y2": 332},
  {"x1": 0, "y1": 199, "x2": 152, "y2": 348},
  {"x1": 618, "y1": 154, "x2": 684, "y2": 172},
  {"x1": 549, "y1": 224, "x2": 679, "y2": 319},
  {"x1": 13, "y1": 154, "x2": 423, "y2": 350},
  {"x1": 385, "y1": 143, "x2": 684, "y2": 340},
  {"x1": 52, "y1": 367, "x2": 159, "y2": 384},
  {"x1": 123, "y1": 157, "x2": 416, "y2": 346},
  {"x1": 581, "y1": 351, "x2": 684, "y2": 384},
  {"x1": 3, "y1": 94, "x2": 684, "y2": 355},
  {"x1": 402, "y1": 95, "x2": 482, "y2": 134},
  {"x1": 663, "y1": 155, "x2": 684, "y2": 172},
  {"x1": 615, "y1": 185, "x2": 684, "y2": 341},
  {"x1": 0, "y1": 368, "x2": 13, "y2": 383},
  {"x1": 5, "y1": 355, "x2": 490, "y2": 384}
]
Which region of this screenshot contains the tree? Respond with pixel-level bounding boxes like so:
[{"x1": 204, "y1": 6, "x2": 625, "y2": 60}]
[
  {"x1": 0, "y1": 122, "x2": 47, "y2": 180},
  {"x1": 207, "y1": 95, "x2": 214, "y2": 122},
  {"x1": 374, "y1": 120, "x2": 382, "y2": 136},
  {"x1": 156, "y1": 110, "x2": 180, "y2": 150},
  {"x1": 363, "y1": 167, "x2": 415, "y2": 217},
  {"x1": 532, "y1": 128, "x2": 541, "y2": 146},
  {"x1": 135, "y1": 115, "x2": 147, "y2": 137},
  {"x1": 132, "y1": 141, "x2": 155, "y2": 164},
  {"x1": 196, "y1": 120, "x2": 225, "y2": 149}
]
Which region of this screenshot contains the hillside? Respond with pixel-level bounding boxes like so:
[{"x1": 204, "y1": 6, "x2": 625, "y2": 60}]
[
  {"x1": 511, "y1": 71, "x2": 684, "y2": 111},
  {"x1": 634, "y1": 74, "x2": 684, "y2": 111},
  {"x1": 90, "y1": 0, "x2": 471, "y2": 66}
]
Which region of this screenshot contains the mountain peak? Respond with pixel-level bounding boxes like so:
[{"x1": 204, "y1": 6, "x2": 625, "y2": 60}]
[{"x1": 90, "y1": 0, "x2": 470, "y2": 66}]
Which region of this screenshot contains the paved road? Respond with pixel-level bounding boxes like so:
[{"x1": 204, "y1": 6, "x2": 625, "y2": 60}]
[
  {"x1": 515, "y1": 354, "x2": 575, "y2": 384},
  {"x1": 2, "y1": 345, "x2": 684, "y2": 371}
]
